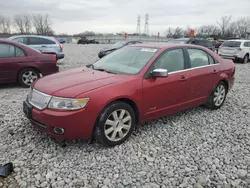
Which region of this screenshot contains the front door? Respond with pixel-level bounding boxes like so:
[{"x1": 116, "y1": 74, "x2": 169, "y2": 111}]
[{"x1": 142, "y1": 48, "x2": 190, "y2": 120}]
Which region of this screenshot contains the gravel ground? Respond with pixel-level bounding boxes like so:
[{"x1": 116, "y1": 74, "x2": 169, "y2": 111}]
[{"x1": 0, "y1": 43, "x2": 250, "y2": 188}]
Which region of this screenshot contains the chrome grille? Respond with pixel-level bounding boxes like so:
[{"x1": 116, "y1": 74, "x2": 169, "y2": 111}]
[{"x1": 29, "y1": 89, "x2": 52, "y2": 110}]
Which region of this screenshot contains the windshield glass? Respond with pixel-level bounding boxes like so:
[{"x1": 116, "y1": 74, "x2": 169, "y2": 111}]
[
  {"x1": 111, "y1": 42, "x2": 126, "y2": 49},
  {"x1": 166, "y1": 39, "x2": 188, "y2": 44},
  {"x1": 222, "y1": 41, "x2": 241, "y2": 47},
  {"x1": 93, "y1": 46, "x2": 158, "y2": 74}
]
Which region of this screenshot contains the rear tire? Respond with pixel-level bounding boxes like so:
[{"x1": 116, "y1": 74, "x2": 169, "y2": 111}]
[
  {"x1": 243, "y1": 54, "x2": 249, "y2": 64},
  {"x1": 18, "y1": 68, "x2": 40, "y2": 88},
  {"x1": 94, "y1": 101, "x2": 136, "y2": 147},
  {"x1": 205, "y1": 81, "x2": 227, "y2": 110}
]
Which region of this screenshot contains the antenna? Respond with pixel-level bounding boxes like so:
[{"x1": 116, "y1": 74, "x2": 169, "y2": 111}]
[
  {"x1": 136, "y1": 15, "x2": 141, "y2": 35},
  {"x1": 144, "y1": 13, "x2": 149, "y2": 36}
]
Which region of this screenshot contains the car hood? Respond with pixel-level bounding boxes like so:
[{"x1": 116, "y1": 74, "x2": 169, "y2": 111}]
[{"x1": 33, "y1": 67, "x2": 129, "y2": 98}]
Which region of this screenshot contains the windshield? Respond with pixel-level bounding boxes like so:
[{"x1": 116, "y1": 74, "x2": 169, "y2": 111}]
[
  {"x1": 222, "y1": 41, "x2": 241, "y2": 47},
  {"x1": 92, "y1": 46, "x2": 158, "y2": 74},
  {"x1": 111, "y1": 42, "x2": 126, "y2": 49},
  {"x1": 166, "y1": 39, "x2": 188, "y2": 44}
]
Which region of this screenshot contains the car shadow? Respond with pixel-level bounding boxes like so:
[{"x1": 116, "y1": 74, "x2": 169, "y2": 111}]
[{"x1": 0, "y1": 83, "x2": 25, "y2": 89}]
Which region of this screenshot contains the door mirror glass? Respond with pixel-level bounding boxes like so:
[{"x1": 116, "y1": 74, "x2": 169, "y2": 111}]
[{"x1": 151, "y1": 69, "x2": 168, "y2": 77}]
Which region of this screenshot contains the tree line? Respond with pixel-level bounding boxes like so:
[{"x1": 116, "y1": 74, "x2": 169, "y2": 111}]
[
  {"x1": 0, "y1": 14, "x2": 249, "y2": 39},
  {"x1": 165, "y1": 16, "x2": 250, "y2": 39},
  {"x1": 0, "y1": 14, "x2": 54, "y2": 35}
]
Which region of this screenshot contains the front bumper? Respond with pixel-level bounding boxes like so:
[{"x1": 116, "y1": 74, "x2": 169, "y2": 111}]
[{"x1": 23, "y1": 100, "x2": 97, "y2": 140}]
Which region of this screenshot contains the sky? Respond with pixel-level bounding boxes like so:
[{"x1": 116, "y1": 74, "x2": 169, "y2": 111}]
[{"x1": 1, "y1": 0, "x2": 250, "y2": 35}]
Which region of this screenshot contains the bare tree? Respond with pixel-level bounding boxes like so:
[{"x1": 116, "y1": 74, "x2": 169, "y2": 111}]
[
  {"x1": 172, "y1": 27, "x2": 183, "y2": 38},
  {"x1": 13, "y1": 14, "x2": 32, "y2": 34},
  {"x1": 0, "y1": 15, "x2": 11, "y2": 34},
  {"x1": 235, "y1": 17, "x2": 250, "y2": 38},
  {"x1": 32, "y1": 14, "x2": 54, "y2": 35},
  {"x1": 197, "y1": 25, "x2": 219, "y2": 38},
  {"x1": 217, "y1": 15, "x2": 232, "y2": 37},
  {"x1": 183, "y1": 26, "x2": 191, "y2": 37},
  {"x1": 165, "y1": 27, "x2": 173, "y2": 38}
]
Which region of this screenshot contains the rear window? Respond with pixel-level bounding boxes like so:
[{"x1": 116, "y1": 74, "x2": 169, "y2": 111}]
[{"x1": 222, "y1": 41, "x2": 241, "y2": 47}]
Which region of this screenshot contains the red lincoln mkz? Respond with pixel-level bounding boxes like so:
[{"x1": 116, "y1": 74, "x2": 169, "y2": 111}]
[{"x1": 23, "y1": 44, "x2": 235, "y2": 146}]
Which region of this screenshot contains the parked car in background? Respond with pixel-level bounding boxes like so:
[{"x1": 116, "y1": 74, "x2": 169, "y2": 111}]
[
  {"x1": 218, "y1": 39, "x2": 250, "y2": 63},
  {"x1": 23, "y1": 43, "x2": 235, "y2": 146},
  {"x1": 57, "y1": 38, "x2": 65, "y2": 44},
  {"x1": 214, "y1": 39, "x2": 225, "y2": 52},
  {"x1": 8, "y1": 35, "x2": 64, "y2": 60},
  {"x1": 167, "y1": 38, "x2": 215, "y2": 52},
  {"x1": 77, "y1": 37, "x2": 99, "y2": 44},
  {"x1": 98, "y1": 40, "x2": 143, "y2": 58},
  {"x1": 0, "y1": 39, "x2": 59, "y2": 87}
]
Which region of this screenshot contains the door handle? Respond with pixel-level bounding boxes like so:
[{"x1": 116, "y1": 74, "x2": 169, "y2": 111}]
[{"x1": 179, "y1": 75, "x2": 187, "y2": 81}]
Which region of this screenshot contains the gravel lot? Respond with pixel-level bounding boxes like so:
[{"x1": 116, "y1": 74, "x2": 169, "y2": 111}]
[{"x1": 0, "y1": 43, "x2": 250, "y2": 188}]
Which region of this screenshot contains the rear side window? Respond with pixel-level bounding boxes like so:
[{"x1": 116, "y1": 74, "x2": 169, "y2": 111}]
[
  {"x1": 29, "y1": 37, "x2": 56, "y2": 45},
  {"x1": 12, "y1": 37, "x2": 28, "y2": 45},
  {"x1": 0, "y1": 43, "x2": 25, "y2": 58},
  {"x1": 243, "y1": 42, "x2": 250, "y2": 47},
  {"x1": 222, "y1": 41, "x2": 241, "y2": 47},
  {"x1": 187, "y1": 48, "x2": 209, "y2": 68}
]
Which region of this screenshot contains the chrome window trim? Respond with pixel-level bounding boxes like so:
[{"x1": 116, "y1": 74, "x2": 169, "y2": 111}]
[{"x1": 168, "y1": 64, "x2": 219, "y2": 75}]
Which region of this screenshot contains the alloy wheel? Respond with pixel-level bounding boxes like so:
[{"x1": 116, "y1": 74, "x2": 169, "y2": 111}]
[
  {"x1": 22, "y1": 71, "x2": 38, "y2": 86},
  {"x1": 104, "y1": 109, "x2": 132, "y2": 142},
  {"x1": 213, "y1": 85, "x2": 226, "y2": 106}
]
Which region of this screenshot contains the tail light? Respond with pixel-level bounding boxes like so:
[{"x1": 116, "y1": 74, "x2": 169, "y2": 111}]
[
  {"x1": 55, "y1": 38, "x2": 63, "y2": 52},
  {"x1": 52, "y1": 54, "x2": 57, "y2": 62}
]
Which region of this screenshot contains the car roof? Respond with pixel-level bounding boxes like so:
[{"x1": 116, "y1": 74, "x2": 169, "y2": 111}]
[
  {"x1": 226, "y1": 39, "x2": 250, "y2": 42},
  {"x1": 8, "y1": 35, "x2": 56, "y2": 40},
  {"x1": 129, "y1": 43, "x2": 210, "y2": 50}
]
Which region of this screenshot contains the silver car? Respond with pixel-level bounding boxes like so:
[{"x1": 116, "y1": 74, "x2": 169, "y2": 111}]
[{"x1": 8, "y1": 35, "x2": 64, "y2": 60}]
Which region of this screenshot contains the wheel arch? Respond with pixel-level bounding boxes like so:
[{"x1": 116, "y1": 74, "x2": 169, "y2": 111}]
[
  {"x1": 220, "y1": 79, "x2": 229, "y2": 93},
  {"x1": 17, "y1": 67, "x2": 41, "y2": 82},
  {"x1": 91, "y1": 97, "x2": 140, "y2": 140}
]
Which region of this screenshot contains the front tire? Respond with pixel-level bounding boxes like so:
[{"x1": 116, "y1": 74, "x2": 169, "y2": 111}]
[
  {"x1": 243, "y1": 54, "x2": 249, "y2": 64},
  {"x1": 94, "y1": 101, "x2": 136, "y2": 147},
  {"x1": 205, "y1": 81, "x2": 227, "y2": 110},
  {"x1": 18, "y1": 68, "x2": 40, "y2": 88}
]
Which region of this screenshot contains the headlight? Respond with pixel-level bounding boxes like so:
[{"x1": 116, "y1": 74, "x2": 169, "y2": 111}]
[{"x1": 48, "y1": 97, "x2": 90, "y2": 110}]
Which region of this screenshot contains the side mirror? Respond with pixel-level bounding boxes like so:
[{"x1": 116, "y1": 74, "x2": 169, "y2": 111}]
[{"x1": 151, "y1": 69, "x2": 168, "y2": 78}]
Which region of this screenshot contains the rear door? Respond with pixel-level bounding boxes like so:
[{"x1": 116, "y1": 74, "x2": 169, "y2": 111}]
[
  {"x1": 186, "y1": 48, "x2": 219, "y2": 104},
  {"x1": 0, "y1": 43, "x2": 27, "y2": 83}
]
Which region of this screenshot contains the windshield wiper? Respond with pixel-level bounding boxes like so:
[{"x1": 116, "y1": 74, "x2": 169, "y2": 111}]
[
  {"x1": 86, "y1": 64, "x2": 116, "y2": 74},
  {"x1": 86, "y1": 64, "x2": 95, "y2": 69}
]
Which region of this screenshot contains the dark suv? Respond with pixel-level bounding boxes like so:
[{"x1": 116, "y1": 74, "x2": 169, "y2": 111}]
[{"x1": 167, "y1": 38, "x2": 215, "y2": 52}]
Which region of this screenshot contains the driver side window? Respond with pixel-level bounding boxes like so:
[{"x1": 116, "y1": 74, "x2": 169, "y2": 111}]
[{"x1": 152, "y1": 48, "x2": 185, "y2": 73}]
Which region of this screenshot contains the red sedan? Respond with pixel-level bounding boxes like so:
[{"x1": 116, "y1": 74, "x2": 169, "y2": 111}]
[
  {"x1": 0, "y1": 39, "x2": 58, "y2": 87},
  {"x1": 23, "y1": 44, "x2": 235, "y2": 146}
]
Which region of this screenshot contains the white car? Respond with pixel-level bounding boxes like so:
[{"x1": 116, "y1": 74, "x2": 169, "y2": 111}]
[{"x1": 218, "y1": 39, "x2": 250, "y2": 63}]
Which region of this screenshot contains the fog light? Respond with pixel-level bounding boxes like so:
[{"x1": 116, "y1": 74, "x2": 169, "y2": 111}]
[{"x1": 53, "y1": 127, "x2": 65, "y2": 135}]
